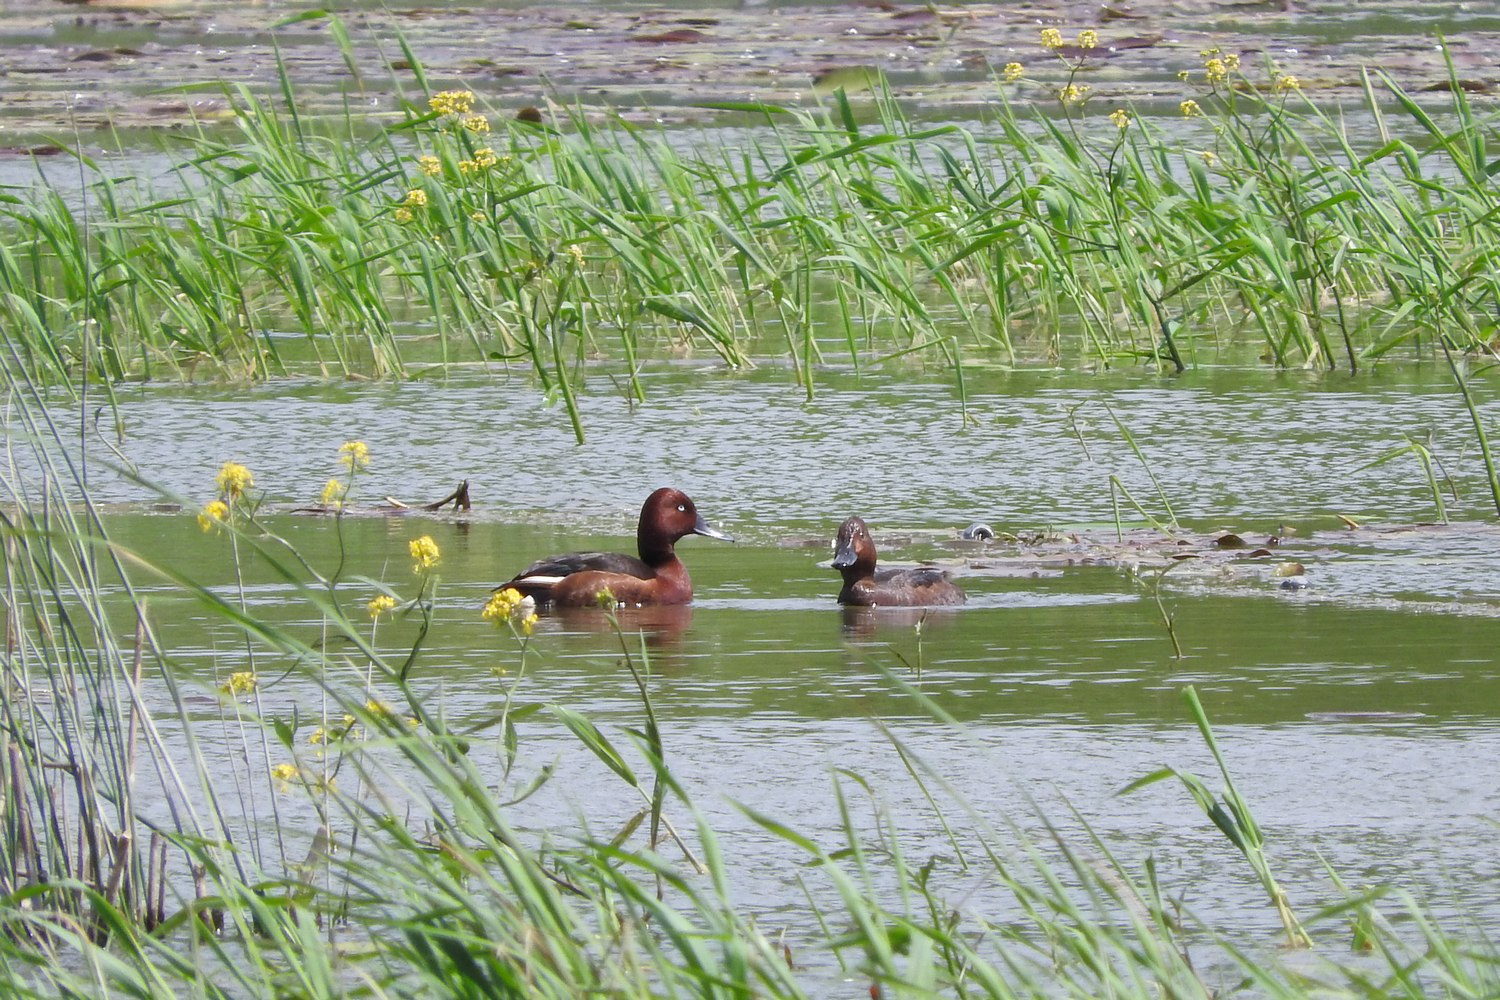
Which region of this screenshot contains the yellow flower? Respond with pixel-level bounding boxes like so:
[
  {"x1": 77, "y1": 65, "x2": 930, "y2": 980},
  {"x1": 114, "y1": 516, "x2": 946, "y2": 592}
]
[
  {"x1": 309, "y1": 727, "x2": 329, "y2": 745},
  {"x1": 339, "y1": 440, "x2": 370, "y2": 470},
  {"x1": 458, "y1": 159, "x2": 479, "y2": 174},
  {"x1": 1180, "y1": 99, "x2": 1203, "y2": 117},
  {"x1": 1109, "y1": 108, "x2": 1130, "y2": 130},
  {"x1": 1002, "y1": 62, "x2": 1023, "y2": 82},
  {"x1": 1199, "y1": 47, "x2": 1220, "y2": 61},
  {"x1": 482, "y1": 587, "x2": 522, "y2": 622},
  {"x1": 418, "y1": 155, "x2": 442, "y2": 176},
  {"x1": 428, "y1": 90, "x2": 474, "y2": 116},
  {"x1": 473, "y1": 147, "x2": 498, "y2": 168},
  {"x1": 1200, "y1": 149, "x2": 1218, "y2": 165},
  {"x1": 1275, "y1": 74, "x2": 1300, "y2": 93},
  {"x1": 469, "y1": 210, "x2": 486, "y2": 223},
  {"x1": 270, "y1": 763, "x2": 300, "y2": 790},
  {"x1": 483, "y1": 587, "x2": 538, "y2": 636},
  {"x1": 1040, "y1": 28, "x2": 1063, "y2": 49},
  {"x1": 368, "y1": 594, "x2": 397, "y2": 620},
  {"x1": 365, "y1": 699, "x2": 396, "y2": 722},
  {"x1": 403, "y1": 189, "x2": 428, "y2": 208},
  {"x1": 1204, "y1": 58, "x2": 1227, "y2": 84},
  {"x1": 1177, "y1": 69, "x2": 1190, "y2": 82},
  {"x1": 567, "y1": 244, "x2": 585, "y2": 267},
  {"x1": 218, "y1": 671, "x2": 257, "y2": 696},
  {"x1": 461, "y1": 114, "x2": 491, "y2": 133},
  {"x1": 215, "y1": 461, "x2": 253, "y2": 499},
  {"x1": 1224, "y1": 52, "x2": 1240, "y2": 70},
  {"x1": 1059, "y1": 83, "x2": 1090, "y2": 106},
  {"x1": 320, "y1": 478, "x2": 345, "y2": 508},
  {"x1": 197, "y1": 499, "x2": 229, "y2": 532},
  {"x1": 409, "y1": 535, "x2": 441, "y2": 573},
  {"x1": 1077, "y1": 29, "x2": 1098, "y2": 49},
  {"x1": 394, "y1": 207, "x2": 413, "y2": 224}
]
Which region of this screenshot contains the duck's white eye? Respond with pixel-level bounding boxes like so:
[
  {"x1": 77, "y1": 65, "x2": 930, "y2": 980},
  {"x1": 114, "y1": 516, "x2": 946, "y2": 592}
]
[{"x1": 677, "y1": 504, "x2": 686, "y2": 512}]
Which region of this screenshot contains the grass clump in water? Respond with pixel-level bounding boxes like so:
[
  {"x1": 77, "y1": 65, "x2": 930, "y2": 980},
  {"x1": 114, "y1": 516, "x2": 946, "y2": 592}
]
[{"x1": 2, "y1": 36, "x2": 1500, "y2": 441}]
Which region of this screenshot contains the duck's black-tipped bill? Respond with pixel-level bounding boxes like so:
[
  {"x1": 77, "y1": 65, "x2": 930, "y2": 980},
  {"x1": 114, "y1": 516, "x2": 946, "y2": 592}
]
[
  {"x1": 692, "y1": 513, "x2": 734, "y2": 543},
  {"x1": 831, "y1": 538, "x2": 858, "y2": 569}
]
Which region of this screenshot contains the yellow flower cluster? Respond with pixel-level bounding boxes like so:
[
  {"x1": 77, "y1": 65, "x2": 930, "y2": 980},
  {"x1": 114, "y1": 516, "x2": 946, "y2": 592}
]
[
  {"x1": 394, "y1": 207, "x2": 413, "y2": 224},
  {"x1": 567, "y1": 244, "x2": 586, "y2": 267},
  {"x1": 368, "y1": 593, "x2": 397, "y2": 620},
  {"x1": 461, "y1": 114, "x2": 491, "y2": 134},
  {"x1": 1205, "y1": 58, "x2": 1228, "y2": 84},
  {"x1": 363, "y1": 699, "x2": 420, "y2": 727},
  {"x1": 483, "y1": 587, "x2": 539, "y2": 635},
  {"x1": 1180, "y1": 99, "x2": 1203, "y2": 117},
  {"x1": 339, "y1": 440, "x2": 370, "y2": 470},
  {"x1": 429, "y1": 90, "x2": 475, "y2": 116},
  {"x1": 1078, "y1": 29, "x2": 1098, "y2": 49},
  {"x1": 1040, "y1": 28, "x2": 1063, "y2": 49},
  {"x1": 309, "y1": 714, "x2": 356, "y2": 746},
  {"x1": 1275, "y1": 74, "x2": 1300, "y2": 93},
  {"x1": 1199, "y1": 48, "x2": 1239, "y2": 69},
  {"x1": 1059, "y1": 83, "x2": 1090, "y2": 106},
  {"x1": 418, "y1": 155, "x2": 442, "y2": 176},
  {"x1": 1109, "y1": 108, "x2": 1131, "y2": 130},
  {"x1": 320, "y1": 478, "x2": 345, "y2": 508},
  {"x1": 270, "y1": 763, "x2": 300, "y2": 789},
  {"x1": 474, "y1": 148, "x2": 498, "y2": 168},
  {"x1": 1002, "y1": 62, "x2": 1023, "y2": 82},
  {"x1": 470, "y1": 210, "x2": 487, "y2": 223},
  {"x1": 216, "y1": 461, "x2": 253, "y2": 498},
  {"x1": 219, "y1": 671, "x2": 257, "y2": 696},
  {"x1": 198, "y1": 499, "x2": 229, "y2": 532},
  {"x1": 409, "y1": 535, "x2": 441, "y2": 573},
  {"x1": 403, "y1": 189, "x2": 428, "y2": 208}
]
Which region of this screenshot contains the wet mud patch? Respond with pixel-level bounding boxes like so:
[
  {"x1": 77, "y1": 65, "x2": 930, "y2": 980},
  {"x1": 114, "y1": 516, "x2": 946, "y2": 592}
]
[{"x1": 1, "y1": 0, "x2": 1498, "y2": 133}]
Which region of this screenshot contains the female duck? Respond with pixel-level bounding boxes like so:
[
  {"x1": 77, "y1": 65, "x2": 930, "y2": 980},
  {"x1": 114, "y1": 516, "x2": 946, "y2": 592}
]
[
  {"x1": 830, "y1": 516, "x2": 965, "y2": 607},
  {"x1": 503, "y1": 488, "x2": 732, "y2": 607}
]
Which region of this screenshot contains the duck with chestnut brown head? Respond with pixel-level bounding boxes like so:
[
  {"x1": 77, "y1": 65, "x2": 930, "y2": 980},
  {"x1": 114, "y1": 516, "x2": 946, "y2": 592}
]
[
  {"x1": 831, "y1": 516, "x2": 965, "y2": 607},
  {"x1": 502, "y1": 488, "x2": 732, "y2": 607}
]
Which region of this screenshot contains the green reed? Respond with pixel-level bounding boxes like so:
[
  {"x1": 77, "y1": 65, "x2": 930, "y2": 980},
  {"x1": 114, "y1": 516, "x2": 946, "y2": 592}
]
[{"x1": 3, "y1": 37, "x2": 1500, "y2": 443}]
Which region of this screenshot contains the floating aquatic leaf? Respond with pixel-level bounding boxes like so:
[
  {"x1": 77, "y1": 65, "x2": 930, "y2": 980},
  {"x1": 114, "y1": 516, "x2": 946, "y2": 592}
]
[
  {"x1": 635, "y1": 28, "x2": 710, "y2": 43},
  {"x1": 812, "y1": 65, "x2": 881, "y2": 95},
  {"x1": 1271, "y1": 562, "x2": 1306, "y2": 578}
]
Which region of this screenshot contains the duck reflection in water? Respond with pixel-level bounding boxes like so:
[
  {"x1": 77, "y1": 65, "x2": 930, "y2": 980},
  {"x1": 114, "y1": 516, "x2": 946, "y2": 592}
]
[
  {"x1": 550, "y1": 603, "x2": 694, "y2": 651},
  {"x1": 840, "y1": 604, "x2": 960, "y2": 640}
]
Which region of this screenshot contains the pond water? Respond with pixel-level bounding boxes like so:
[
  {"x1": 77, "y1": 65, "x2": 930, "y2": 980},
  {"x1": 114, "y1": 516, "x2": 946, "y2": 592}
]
[
  {"x1": 8, "y1": 0, "x2": 1500, "y2": 981},
  {"x1": 66, "y1": 361, "x2": 1500, "y2": 982}
]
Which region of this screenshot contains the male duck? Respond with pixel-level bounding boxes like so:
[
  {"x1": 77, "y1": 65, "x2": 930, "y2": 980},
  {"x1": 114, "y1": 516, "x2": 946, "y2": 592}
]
[{"x1": 503, "y1": 488, "x2": 732, "y2": 606}]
